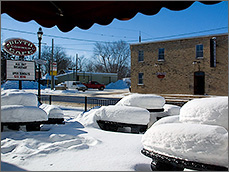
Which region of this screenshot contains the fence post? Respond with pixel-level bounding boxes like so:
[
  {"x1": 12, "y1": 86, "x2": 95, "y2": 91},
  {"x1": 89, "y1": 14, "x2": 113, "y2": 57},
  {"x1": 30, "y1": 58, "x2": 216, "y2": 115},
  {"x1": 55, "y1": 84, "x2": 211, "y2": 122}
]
[
  {"x1": 49, "y1": 95, "x2": 52, "y2": 105},
  {"x1": 85, "y1": 96, "x2": 87, "y2": 112}
]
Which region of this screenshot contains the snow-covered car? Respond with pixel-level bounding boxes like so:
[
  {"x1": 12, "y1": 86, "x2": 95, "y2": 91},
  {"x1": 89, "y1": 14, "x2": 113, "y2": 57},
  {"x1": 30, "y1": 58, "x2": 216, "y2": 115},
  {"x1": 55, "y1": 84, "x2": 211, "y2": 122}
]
[
  {"x1": 141, "y1": 96, "x2": 228, "y2": 171},
  {"x1": 55, "y1": 83, "x2": 67, "y2": 90},
  {"x1": 1, "y1": 90, "x2": 48, "y2": 131}
]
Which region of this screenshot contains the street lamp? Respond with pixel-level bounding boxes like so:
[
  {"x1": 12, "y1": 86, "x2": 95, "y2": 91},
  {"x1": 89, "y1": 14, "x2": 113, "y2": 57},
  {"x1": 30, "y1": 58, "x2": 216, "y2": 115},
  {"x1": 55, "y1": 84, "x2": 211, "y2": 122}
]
[{"x1": 37, "y1": 27, "x2": 43, "y2": 103}]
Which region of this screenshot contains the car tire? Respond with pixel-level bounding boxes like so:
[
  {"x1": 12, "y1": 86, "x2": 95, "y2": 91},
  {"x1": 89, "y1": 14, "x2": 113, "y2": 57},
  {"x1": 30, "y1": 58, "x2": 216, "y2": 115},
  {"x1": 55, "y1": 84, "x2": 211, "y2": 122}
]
[
  {"x1": 99, "y1": 86, "x2": 104, "y2": 91},
  {"x1": 151, "y1": 160, "x2": 184, "y2": 171}
]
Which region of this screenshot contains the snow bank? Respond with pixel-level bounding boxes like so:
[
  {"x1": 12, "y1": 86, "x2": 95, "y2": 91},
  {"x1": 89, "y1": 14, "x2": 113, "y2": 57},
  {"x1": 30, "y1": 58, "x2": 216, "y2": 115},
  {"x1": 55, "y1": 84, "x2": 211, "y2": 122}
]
[
  {"x1": 78, "y1": 105, "x2": 150, "y2": 127},
  {"x1": 1, "y1": 91, "x2": 38, "y2": 107},
  {"x1": 142, "y1": 123, "x2": 228, "y2": 167},
  {"x1": 106, "y1": 80, "x2": 129, "y2": 89},
  {"x1": 180, "y1": 97, "x2": 228, "y2": 130},
  {"x1": 1, "y1": 105, "x2": 48, "y2": 122},
  {"x1": 115, "y1": 94, "x2": 165, "y2": 109},
  {"x1": 1, "y1": 80, "x2": 46, "y2": 90},
  {"x1": 39, "y1": 104, "x2": 64, "y2": 119},
  {"x1": 163, "y1": 104, "x2": 180, "y2": 116}
]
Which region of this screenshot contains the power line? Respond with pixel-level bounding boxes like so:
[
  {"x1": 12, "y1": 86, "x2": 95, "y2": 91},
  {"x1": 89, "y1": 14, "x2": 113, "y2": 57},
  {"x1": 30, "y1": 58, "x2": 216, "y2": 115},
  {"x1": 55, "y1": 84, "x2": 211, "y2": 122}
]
[
  {"x1": 1, "y1": 27, "x2": 108, "y2": 43},
  {"x1": 127, "y1": 26, "x2": 228, "y2": 42}
]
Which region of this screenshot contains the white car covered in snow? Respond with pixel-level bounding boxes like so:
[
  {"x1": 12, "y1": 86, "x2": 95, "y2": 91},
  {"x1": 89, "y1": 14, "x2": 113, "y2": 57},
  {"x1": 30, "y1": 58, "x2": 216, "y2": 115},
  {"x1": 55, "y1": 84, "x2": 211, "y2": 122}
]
[{"x1": 141, "y1": 96, "x2": 228, "y2": 171}]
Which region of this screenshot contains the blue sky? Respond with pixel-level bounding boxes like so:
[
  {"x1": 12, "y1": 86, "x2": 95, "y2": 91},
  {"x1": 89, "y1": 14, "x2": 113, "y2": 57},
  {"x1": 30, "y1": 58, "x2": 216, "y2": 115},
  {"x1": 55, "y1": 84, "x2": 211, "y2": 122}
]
[{"x1": 1, "y1": 1, "x2": 228, "y2": 62}]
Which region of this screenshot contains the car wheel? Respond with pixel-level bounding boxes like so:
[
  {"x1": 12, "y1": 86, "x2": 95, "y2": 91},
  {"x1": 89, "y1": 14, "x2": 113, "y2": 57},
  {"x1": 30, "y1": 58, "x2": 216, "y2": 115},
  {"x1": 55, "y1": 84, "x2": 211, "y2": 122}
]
[
  {"x1": 99, "y1": 86, "x2": 104, "y2": 91},
  {"x1": 26, "y1": 123, "x2": 40, "y2": 131},
  {"x1": 151, "y1": 160, "x2": 184, "y2": 171}
]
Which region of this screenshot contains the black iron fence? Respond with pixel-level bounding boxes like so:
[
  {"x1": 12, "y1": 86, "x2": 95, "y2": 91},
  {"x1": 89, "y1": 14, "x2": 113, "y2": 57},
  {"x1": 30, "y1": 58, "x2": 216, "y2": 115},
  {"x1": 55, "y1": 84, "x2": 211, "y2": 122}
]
[{"x1": 40, "y1": 95, "x2": 121, "y2": 112}]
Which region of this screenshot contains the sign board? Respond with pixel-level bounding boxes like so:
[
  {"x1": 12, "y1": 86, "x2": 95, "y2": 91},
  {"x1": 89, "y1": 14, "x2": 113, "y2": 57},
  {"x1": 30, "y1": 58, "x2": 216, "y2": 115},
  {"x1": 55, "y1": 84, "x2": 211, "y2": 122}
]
[
  {"x1": 7, "y1": 60, "x2": 35, "y2": 80},
  {"x1": 50, "y1": 62, "x2": 57, "y2": 76},
  {"x1": 210, "y1": 37, "x2": 216, "y2": 67},
  {"x1": 3, "y1": 38, "x2": 37, "y2": 56}
]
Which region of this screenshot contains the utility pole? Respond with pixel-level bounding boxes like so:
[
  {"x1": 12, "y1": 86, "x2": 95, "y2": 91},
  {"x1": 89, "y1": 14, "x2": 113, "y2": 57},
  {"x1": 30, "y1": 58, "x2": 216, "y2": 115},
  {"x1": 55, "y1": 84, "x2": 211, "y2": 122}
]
[
  {"x1": 51, "y1": 39, "x2": 54, "y2": 90},
  {"x1": 76, "y1": 53, "x2": 78, "y2": 81}
]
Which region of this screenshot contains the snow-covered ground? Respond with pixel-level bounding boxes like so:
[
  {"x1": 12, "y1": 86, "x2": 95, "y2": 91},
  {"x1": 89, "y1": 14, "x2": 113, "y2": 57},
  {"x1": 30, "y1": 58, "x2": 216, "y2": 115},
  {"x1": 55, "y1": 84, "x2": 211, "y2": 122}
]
[
  {"x1": 1, "y1": 82, "x2": 228, "y2": 171},
  {"x1": 1, "y1": 105, "x2": 153, "y2": 171}
]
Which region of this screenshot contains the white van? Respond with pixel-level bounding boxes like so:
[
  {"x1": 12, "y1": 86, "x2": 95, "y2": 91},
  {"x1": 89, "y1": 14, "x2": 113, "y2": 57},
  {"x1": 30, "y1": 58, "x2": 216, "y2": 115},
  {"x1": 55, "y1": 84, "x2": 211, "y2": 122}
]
[{"x1": 65, "y1": 81, "x2": 87, "y2": 92}]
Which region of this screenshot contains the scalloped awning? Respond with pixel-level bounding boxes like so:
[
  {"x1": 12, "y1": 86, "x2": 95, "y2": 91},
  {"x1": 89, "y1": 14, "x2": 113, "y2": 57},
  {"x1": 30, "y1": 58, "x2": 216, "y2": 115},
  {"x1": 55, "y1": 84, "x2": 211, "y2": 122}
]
[{"x1": 1, "y1": 1, "x2": 220, "y2": 32}]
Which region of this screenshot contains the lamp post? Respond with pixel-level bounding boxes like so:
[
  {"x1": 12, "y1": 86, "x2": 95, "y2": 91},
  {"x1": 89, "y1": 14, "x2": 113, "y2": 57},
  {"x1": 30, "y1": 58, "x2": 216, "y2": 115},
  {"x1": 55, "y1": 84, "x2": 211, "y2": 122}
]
[{"x1": 37, "y1": 27, "x2": 43, "y2": 103}]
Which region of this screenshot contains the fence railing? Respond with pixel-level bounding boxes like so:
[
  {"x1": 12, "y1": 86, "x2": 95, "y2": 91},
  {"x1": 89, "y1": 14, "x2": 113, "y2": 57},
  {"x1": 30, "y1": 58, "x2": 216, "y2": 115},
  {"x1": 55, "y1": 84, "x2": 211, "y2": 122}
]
[{"x1": 40, "y1": 95, "x2": 121, "y2": 112}]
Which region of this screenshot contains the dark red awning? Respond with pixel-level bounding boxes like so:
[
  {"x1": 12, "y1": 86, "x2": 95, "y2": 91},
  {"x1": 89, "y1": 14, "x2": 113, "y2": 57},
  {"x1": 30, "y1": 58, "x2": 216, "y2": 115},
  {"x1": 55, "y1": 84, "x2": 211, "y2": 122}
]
[{"x1": 1, "y1": 1, "x2": 220, "y2": 32}]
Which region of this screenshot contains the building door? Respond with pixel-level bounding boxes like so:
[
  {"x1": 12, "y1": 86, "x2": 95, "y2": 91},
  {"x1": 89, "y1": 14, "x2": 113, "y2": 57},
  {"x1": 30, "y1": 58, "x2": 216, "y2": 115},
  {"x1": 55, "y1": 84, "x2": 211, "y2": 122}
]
[{"x1": 194, "y1": 71, "x2": 205, "y2": 95}]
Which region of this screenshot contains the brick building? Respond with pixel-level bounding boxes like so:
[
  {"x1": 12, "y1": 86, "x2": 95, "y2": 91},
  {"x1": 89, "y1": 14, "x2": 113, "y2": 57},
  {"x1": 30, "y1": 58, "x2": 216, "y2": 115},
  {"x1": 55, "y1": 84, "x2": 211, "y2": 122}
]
[{"x1": 130, "y1": 33, "x2": 228, "y2": 96}]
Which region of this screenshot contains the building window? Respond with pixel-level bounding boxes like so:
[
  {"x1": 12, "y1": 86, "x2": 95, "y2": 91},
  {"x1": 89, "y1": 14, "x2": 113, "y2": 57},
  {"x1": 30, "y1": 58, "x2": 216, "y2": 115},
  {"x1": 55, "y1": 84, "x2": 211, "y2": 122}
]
[
  {"x1": 196, "y1": 44, "x2": 203, "y2": 59},
  {"x1": 138, "y1": 50, "x2": 144, "y2": 62},
  {"x1": 158, "y1": 48, "x2": 164, "y2": 61},
  {"x1": 138, "y1": 73, "x2": 144, "y2": 85}
]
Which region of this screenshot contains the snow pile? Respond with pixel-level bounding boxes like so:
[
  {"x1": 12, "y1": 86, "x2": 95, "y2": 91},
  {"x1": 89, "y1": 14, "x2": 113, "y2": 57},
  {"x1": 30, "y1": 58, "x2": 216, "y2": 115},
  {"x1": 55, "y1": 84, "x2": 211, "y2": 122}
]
[
  {"x1": 142, "y1": 123, "x2": 228, "y2": 167},
  {"x1": 1, "y1": 105, "x2": 47, "y2": 122},
  {"x1": 163, "y1": 104, "x2": 180, "y2": 116},
  {"x1": 142, "y1": 96, "x2": 228, "y2": 168},
  {"x1": 78, "y1": 105, "x2": 150, "y2": 127},
  {"x1": 152, "y1": 115, "x2": 180, "y2": 127},
  {"x1": 106, "y1": 80, "x2": 129, "y2": 89},
  {"x1": 180, "y1": 97, "x2": 228, "y2": 130},
  {"x1": 39, "y1": 104, "x2": 64, "y2": 119},
  {"x1": 1, "y1": 80, "x2": 46, "y2": 90},
  {"x1": 1, "y1": 90, "x2": 38, "y2": 107},
  {"x1": 1, "y1": 90, "x2": 48, "y2": 123},
  {"x1": 115, "y1": 93, "x2": 165, "y2": 109}
]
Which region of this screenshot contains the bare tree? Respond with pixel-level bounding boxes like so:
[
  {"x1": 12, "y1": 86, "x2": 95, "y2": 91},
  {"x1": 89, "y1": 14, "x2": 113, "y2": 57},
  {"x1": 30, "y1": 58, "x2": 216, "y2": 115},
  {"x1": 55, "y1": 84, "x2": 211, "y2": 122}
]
[
  {"x1": 41, "y1": 45, "x2": 74, "y2": 74},
  {"x1": 92, "y1": 40, "x2": 130, "y2": 79}
]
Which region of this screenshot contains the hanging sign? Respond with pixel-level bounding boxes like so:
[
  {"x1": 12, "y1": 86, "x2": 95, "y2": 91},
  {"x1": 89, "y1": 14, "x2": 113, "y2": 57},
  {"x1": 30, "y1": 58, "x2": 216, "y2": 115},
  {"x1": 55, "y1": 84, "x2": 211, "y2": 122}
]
[
  {"x1": 156, "y1": 72, "x2": 166, "y2": 79},
  {"x1": 6, "y1": 60, "x2": 35, "y2": 80},
  {"x1": 50, "y1": 62, "x2": 57, "y2": 76},
  {"x1": 3, "y1": 38, "x2": 37, "y2": 56}
]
